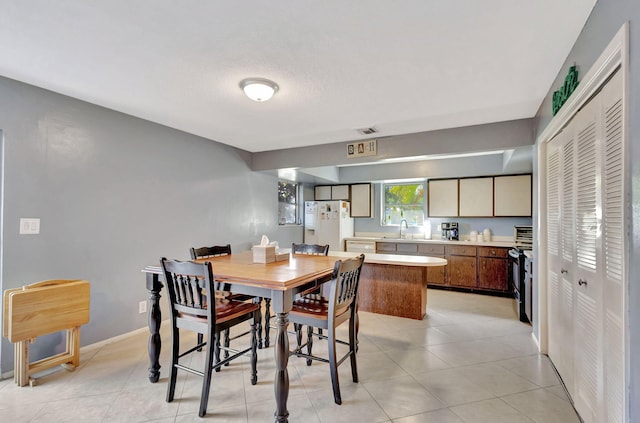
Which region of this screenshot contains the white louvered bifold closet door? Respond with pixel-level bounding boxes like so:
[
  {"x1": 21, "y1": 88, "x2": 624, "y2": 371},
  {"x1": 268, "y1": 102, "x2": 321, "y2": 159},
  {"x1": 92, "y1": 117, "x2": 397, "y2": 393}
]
[
  {"x1": 572, "y1": 92, "x2": 603, "y2": 423},
  {"x1": 546, "y1": 134, "x2": 562, "y2": 384},
  {"x1": 600, "y1": 69, "x2": 625, "y2": 423},
  {"x1": 545, "y1": 68, "x2": 625, "y2": 423},
  {"x1": 547, "y1": 127, "x2": 575, "y2": 394}
]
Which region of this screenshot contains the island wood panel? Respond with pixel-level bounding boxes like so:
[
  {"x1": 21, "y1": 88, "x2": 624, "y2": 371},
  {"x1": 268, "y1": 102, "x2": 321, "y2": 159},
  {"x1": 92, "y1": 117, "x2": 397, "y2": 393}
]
[{"x1": 358, "y1": 263, "x2": 427, "y2": 320}]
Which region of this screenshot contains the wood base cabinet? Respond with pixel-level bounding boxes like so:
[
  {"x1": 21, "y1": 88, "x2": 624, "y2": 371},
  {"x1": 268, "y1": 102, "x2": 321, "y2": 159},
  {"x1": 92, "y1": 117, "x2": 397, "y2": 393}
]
[
  {"x1": 418, "y1": 244, "x2": 445, "y2": 285},
  {"x1": 375, "y1": 241, "x2": 510, "y2": 294},
  {"x1": 477, "y1": 257, "x2": 508, "y2": 290},
  {"x1": 477, "y1": 247, "x2": 509, "y2": 291},
  {"x1": 445, "y1": 245, "x2": 477, "y2": 288},
  {"x1": 446, "y1": 255, "x2": 477, "y2": 287},
  {"x1": 426, "y1": 259, "x2": 445, "y2": 284}
]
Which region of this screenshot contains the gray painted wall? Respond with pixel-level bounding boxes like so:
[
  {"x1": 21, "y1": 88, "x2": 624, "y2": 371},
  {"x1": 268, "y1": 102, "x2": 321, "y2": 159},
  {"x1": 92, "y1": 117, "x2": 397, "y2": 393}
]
[
  {"x1": 252, "y1": 118, "x2": 534, "y2": 172},
  {"x1": 532, "y1": 0, "x2": 640, "y2": 419},
  {"x1": 0, "y1": 77, "x2": 302, "y2": 373},
  {"x1": 338, "y1": 151, "x2": 532, "y2": 184}
]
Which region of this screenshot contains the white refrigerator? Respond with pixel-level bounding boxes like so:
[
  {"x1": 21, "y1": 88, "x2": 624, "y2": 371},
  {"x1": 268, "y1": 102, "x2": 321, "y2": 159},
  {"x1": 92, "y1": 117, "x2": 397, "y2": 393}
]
[{"x1": 304, "y1": 201, "x2": 354, "y2": 251}]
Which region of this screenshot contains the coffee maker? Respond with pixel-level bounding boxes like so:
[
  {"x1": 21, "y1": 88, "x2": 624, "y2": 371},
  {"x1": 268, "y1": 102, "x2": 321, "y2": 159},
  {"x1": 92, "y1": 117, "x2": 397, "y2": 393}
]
[
  {"x1": 449, "y1": 222, "x2": 459, "y2": 240},
  {"x1": 441, "y1": 222, "x2": 459, "y2": 240},
  {"x1": 441, "y1": 222, "x2": 451, "y2": 240}
]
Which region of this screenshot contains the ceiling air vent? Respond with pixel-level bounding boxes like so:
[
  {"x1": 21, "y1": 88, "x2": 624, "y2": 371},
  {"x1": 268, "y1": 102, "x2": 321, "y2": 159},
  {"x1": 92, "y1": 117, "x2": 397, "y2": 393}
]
[{"x1": 356, "y1": 127, "x2": 377, "y2": 135}]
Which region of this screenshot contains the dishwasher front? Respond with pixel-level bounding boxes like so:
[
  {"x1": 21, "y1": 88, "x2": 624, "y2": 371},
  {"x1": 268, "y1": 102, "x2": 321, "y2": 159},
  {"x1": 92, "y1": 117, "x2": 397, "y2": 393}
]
[{"x1": 345, "y1": 240, "x2": 376, "y2": 253}]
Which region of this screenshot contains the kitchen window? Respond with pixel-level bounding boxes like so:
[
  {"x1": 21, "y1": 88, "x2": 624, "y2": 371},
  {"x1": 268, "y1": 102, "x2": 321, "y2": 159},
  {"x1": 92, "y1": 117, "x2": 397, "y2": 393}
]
[
  {"x1": 278, "y1": 180, "x2": 300, "y2": 225},
  {"x1": 382, "y1": 182, "x2": 425, "y2": 226}
]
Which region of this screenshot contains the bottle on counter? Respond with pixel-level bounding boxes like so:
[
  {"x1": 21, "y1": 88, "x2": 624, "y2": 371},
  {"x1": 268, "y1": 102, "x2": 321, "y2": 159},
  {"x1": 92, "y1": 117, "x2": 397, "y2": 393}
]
[{"x1": 483, "y1": 228, "x2": 491, "y2": 242}]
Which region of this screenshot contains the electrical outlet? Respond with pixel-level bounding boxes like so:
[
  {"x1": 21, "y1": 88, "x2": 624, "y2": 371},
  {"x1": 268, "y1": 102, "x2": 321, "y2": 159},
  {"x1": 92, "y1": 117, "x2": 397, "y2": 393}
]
[
  {"x1": 20, "y1": 218, "x2": 40, "y2": 234},
  {"x1": 139, "y1": 300, "x2": 147, "y2": 314}
]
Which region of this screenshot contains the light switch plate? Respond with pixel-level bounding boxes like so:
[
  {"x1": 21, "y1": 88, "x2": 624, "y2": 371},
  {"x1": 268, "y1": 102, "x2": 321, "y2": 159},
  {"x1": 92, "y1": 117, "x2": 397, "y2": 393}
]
[{"x1": 20, "y1": 218, "x2": 40, "y2": 234}]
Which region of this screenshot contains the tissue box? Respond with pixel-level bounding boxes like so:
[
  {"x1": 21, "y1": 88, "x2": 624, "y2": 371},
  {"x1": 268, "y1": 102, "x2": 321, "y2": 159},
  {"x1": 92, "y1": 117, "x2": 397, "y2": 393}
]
[
  {"x1": 275, "y1": 251, "x2": 290, "y2": 262},
  {"x1": 253, "y1": 245, "x2": 276, "y2": 263}
]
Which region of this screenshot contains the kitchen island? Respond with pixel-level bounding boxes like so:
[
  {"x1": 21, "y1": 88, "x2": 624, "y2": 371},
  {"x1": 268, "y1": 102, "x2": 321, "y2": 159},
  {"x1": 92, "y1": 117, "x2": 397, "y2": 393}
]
[{"x1": 330, "y1": 251, "x2": 447, "y2": 320}]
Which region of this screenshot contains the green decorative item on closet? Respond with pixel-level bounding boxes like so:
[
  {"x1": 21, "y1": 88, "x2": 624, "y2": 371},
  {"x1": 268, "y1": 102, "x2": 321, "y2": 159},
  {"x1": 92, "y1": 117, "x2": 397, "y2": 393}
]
[{"x1": 552, "y1": 65, "x2": 579, "y2": 116}]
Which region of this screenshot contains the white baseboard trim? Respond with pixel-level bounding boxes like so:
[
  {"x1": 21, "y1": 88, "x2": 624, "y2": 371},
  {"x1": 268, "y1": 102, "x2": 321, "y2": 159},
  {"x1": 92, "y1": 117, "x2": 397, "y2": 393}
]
[
  {"x1": 1, "y1": 320, "x2": 170, "y2": 381},
  {"x1": 531, "y1": 331, "x2": 541, "y2": 351}
]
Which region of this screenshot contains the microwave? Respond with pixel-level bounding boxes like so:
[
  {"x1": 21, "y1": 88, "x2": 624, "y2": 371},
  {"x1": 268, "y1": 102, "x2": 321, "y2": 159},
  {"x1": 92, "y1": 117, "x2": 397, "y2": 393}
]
[{"x1": 514, "y1": 225, "x2": 533, "y2": 249}]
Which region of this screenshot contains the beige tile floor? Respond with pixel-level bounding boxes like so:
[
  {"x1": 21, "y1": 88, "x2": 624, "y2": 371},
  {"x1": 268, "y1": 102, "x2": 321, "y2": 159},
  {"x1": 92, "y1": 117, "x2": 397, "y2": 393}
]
[{"x1": 0, "y1": 289, "x2": 581, "y2": 422}]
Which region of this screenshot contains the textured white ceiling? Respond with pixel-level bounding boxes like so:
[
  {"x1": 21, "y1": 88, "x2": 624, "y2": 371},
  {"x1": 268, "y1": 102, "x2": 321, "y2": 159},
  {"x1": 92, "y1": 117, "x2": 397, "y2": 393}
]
[{"x1": 0, "y1": 1, "x2": 596, "y2": 153}]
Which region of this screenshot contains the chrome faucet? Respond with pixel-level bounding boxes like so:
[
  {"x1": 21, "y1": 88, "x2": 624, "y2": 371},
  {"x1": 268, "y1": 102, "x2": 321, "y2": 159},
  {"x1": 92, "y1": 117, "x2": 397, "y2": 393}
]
[{"x1": 399, "y1": 219, "x2": 408, "y2": 239}]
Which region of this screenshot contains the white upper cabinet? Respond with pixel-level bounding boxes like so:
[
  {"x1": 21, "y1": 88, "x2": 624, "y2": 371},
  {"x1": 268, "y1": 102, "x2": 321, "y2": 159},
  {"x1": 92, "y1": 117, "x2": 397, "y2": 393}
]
[
  {"x1": 459, "y1": 177, "x2": 493, "y2": 217},
  {"x1": 331, "y1": 185, "x2": 350, "y2": 200},
  {"x1": 428, "y1": 175, "x2": 531, "y2": 218},
  {"x1": 350, "y1": 183, "x2": 372, "y2": 218},
  {"x1": 314, "y1": 183, "x2": 372, "y2": 218},
  {"x1": 314, "y1": 185, "x2": 332, "y2": 200},
  {"x1": 428, "y1": 179, "x2": 459, "y2": 217},
  {"x1": 494, "y1": 174, "x2": 532, "y2": 216}
]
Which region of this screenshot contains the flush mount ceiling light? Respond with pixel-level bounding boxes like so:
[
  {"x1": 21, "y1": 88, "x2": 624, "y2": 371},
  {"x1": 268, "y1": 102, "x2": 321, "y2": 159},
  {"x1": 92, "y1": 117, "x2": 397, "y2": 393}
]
[{"x1": 239, "y1": 78, "x2": 279, "y2": 102}]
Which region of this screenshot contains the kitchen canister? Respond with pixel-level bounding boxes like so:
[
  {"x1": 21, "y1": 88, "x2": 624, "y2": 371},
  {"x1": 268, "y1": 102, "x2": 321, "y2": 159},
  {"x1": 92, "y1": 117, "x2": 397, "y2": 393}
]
[
  {"x1": 483, "y1": 228, "x2": 491, "y2": 242},
  {"x1": 469, "y1": 230, "x2": 478, "y2": 242}
]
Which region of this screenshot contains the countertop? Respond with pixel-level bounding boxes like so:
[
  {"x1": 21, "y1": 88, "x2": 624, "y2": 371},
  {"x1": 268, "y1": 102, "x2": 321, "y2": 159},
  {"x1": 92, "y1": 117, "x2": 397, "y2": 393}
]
[
  {"x1": 328, "y1": 250, "x2": 447, "y2": 267},
  {"x1": 344, "y1": 236, "x2": 514, "y2": 249},
  {"x1": 274, "y1": 248, "x2": 447, "y2": 267}
]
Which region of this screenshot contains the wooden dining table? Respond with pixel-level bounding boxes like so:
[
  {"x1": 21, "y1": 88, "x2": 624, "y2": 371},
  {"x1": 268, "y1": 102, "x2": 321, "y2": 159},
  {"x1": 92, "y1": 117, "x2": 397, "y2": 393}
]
[{"x1": 142, "y1": 250, "x2": 352, "y2": 423}]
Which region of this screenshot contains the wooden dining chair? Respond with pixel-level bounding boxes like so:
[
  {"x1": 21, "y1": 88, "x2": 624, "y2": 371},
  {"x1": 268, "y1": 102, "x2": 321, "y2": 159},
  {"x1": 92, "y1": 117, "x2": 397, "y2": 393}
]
[
  {"x1": 289, "y1": 254, "x2": 365, "y2": 405},
  {"x1": 261, "y1": 242, "x2": 332, "y2": 348},
  {"x1": 287, "y1": 242, "x2": 333, "y2": 340},
  {"x1": 291, "y1": 243, "x2": 331, "y2": 298},
  {"x1": 190, "y1": 244, "x2": 264, "y2": 363},
  {"x1": 160, "y1": 257, "x2": 258, "y2": 417}
]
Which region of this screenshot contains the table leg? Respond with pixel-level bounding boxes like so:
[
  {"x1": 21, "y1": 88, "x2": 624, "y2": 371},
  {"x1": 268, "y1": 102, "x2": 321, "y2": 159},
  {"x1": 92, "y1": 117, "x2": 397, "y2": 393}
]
[
  {"x1": 146, "y1": 272, "x2": 163, "y2": 383},
  {"x1": 265, "y1": 298, "x2": 272, "y2": 347},
  {"x1": 273, "y1": 312, "x2": 290, "y2": 423}
]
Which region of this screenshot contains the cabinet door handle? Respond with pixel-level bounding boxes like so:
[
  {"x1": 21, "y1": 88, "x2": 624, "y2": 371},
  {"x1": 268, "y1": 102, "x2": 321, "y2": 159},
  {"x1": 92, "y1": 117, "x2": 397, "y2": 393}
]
[
  {"x1": 578, "y1": 279, "x2": 587, "y2": 286},
  {"x1": 561, "y1": 269, "x2": 568, "y2": 274}
]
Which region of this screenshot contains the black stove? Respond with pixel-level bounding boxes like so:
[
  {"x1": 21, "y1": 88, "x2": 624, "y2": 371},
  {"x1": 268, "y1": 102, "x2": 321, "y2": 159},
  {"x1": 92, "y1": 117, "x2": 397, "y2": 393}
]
[{"x1": 508, "y1": 247, "x2": 530, "y2": 323}]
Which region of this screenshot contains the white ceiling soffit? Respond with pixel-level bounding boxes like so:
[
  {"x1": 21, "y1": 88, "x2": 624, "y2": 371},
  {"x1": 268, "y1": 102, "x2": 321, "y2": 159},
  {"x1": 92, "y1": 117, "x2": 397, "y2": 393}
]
[{"x1": 0, "y1": 1, "x2": 596, "y2": 153}]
